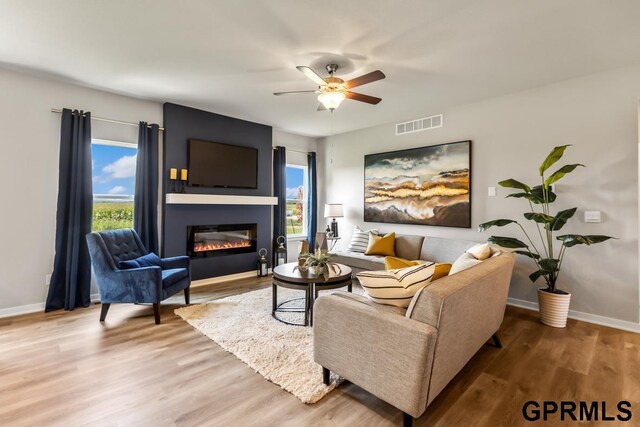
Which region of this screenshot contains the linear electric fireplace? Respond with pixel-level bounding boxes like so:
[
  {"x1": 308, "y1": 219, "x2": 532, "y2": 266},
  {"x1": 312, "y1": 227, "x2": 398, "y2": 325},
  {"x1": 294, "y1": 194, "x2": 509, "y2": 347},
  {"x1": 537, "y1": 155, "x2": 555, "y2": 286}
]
[{"x1": 187, "y1": 223, "x2": 257, "y2": 258}]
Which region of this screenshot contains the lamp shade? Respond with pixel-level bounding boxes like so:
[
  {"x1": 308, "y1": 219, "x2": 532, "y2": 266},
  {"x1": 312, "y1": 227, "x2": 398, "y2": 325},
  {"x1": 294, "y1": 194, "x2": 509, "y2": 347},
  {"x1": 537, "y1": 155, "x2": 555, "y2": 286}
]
[{"x1": 324, "y1": 203, "x2": 344, "y2": 218}]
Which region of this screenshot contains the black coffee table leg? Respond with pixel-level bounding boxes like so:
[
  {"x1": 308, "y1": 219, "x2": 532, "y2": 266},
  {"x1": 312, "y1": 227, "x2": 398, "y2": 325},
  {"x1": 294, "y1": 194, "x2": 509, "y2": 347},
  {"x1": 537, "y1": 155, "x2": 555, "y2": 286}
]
[
  {"x1": 348, "y1": 280, "x2": 352, "y2": 292},
  {"x1": 272, "y1": 282, "x2": 277, "y2": 314},
  {"x1": 304, "y1": 287, "x2": 309, "y2": 326}
]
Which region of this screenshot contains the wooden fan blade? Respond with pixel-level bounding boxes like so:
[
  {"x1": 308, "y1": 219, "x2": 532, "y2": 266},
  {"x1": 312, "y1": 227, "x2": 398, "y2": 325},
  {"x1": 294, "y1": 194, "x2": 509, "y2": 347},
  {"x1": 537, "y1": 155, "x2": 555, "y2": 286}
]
[
  {"x1": 346, "y1": 70, "x2": 385, "y2": 89},
  {"x1": 317, "y1": 103, "x2": 327, "y2": 111},
  {"x1": 346, "y1": 91, "x2": 382, "y2": 105},
  {"x1": 273, "y1": 90, "x2": 317, "y2": 96},
  {"x1": 296, "y1": 66, "x2": 326, "y2": 86}
]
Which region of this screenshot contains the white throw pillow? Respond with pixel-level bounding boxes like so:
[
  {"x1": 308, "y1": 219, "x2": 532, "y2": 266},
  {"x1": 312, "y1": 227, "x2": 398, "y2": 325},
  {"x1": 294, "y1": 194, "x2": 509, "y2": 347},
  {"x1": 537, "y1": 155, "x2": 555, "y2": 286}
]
[
  {"x1": 449, "y1": 252, "x2": 483, "y2": 275},
  {"x1": 347, "y1": 226, "x2": 378, "y2": 253},
  {"x1": 467, "y1": 243, "x2": 492, "y2": 260},
  {"x1": 357, "y1": 262, "x2": 436, "y2": 308}
]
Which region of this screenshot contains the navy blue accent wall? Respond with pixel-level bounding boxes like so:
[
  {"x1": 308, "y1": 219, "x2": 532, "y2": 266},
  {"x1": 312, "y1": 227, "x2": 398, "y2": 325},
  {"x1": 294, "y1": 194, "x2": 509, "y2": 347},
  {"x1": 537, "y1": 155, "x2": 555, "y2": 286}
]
[{"x1": 162, "y1": 103, "x2": 272, "y2": 280}]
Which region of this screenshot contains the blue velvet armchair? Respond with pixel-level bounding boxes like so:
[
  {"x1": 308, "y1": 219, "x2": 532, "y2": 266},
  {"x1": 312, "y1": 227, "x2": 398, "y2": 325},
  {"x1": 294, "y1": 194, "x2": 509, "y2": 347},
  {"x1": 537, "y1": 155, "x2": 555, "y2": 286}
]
[{"x1": 86, "y1": 229, "x2": 191, "y2": 324}]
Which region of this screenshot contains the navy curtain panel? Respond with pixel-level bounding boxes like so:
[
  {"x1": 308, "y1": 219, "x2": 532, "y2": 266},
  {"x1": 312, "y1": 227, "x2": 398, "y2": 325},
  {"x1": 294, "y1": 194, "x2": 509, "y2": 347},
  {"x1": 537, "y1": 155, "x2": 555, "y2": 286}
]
[
  {"x1": 307, "y1": 152, "x2": 318, "y2": 249},
  {"x1": 273, "y1": 146, "x2": 287, "y2": 265},
  {"x1": 45, "y1": 109, "x2": 93, "y2": 312},
  {"x1": 134, "y1": 122, "x2": 160, "y2": 254}
]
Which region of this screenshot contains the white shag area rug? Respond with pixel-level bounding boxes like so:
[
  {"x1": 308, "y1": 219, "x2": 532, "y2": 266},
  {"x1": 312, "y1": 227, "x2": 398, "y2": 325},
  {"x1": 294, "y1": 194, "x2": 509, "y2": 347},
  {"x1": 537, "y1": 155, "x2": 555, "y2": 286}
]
[{"x1": 175, "y1": 287, "x2": 351, "y2": 403}]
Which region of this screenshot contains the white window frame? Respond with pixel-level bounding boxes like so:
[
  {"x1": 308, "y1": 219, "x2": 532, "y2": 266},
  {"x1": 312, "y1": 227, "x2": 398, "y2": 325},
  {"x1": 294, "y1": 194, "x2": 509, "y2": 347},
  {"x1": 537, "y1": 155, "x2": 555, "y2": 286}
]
[
  {"x1": 285, "y1": 164, "x2": 308, "y2": 239},
  {"x1": 91, "y1": 138, "x2": 137, "y2": 203}
]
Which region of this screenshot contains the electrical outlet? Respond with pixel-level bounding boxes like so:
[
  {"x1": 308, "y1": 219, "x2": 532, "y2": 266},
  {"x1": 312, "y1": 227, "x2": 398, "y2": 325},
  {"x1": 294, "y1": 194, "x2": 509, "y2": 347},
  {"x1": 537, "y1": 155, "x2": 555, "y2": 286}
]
[
  {"x1": 488, "y1": 187, "x2": 496, "y2": 197},
  {"x1": 45, "y1": 274, "x2": 51, "y2": 285},
  {"x1": 584, "y1": 211, "x2": 601, "y2": 223}
]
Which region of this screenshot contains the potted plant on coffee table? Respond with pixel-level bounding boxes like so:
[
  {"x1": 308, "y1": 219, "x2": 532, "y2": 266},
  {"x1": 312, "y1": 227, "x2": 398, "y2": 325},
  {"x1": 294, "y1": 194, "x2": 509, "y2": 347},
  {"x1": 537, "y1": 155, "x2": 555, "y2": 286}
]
[
  {"x1": 479, "y1": 145, "x2": 614, "y2": 328},
  {"x1": 297, "y1": 250, "x2": 342, "y2": 281}
]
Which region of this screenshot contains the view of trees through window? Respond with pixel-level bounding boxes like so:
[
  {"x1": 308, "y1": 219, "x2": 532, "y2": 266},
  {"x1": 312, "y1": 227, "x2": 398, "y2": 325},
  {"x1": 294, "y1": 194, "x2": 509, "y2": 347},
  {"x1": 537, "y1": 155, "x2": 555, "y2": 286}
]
[
  {"x1": 285, "y1": 165, "x2": 307, "y2": 237},
  {"x1": 91, "y1": 141, "x2": 137, "y2": 232}
]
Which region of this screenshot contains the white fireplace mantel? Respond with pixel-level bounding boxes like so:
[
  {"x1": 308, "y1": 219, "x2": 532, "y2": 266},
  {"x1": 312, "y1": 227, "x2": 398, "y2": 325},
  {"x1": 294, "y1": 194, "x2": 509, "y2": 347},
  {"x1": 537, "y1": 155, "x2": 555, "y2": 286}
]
[{"x1": 165, "y1": 193, "x2": 278, "y2": 206}]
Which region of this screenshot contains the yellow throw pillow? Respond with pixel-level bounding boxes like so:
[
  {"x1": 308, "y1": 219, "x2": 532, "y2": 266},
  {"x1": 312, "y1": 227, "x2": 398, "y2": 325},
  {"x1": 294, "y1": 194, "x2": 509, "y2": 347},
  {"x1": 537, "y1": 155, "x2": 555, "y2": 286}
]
[
  {"x1": 365, "y1": 232, "x2": 396, "y2": 257},
  {"x1": 432, "y1": 263, "x2": 452, "y2": 281},
  {"x1": 384, "y1": 256, "x2": 423, "y2": 270}
]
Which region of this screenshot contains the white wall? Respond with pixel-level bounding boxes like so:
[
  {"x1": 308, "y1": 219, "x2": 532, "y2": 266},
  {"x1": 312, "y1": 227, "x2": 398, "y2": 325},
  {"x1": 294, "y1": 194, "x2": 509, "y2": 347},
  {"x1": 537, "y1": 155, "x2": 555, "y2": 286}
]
[
  {"x1": 0, "y1": 68, "x2": 163, "y2": 312},
  {"x1": 319, "y1": 65, "x2": 640, "y2": 324}
]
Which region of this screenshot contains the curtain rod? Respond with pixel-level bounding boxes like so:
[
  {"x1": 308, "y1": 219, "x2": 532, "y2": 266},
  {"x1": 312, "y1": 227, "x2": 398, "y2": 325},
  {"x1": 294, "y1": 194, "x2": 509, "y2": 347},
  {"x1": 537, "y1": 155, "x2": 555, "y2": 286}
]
[
  {"x1": 50, "y1": 108, "x2": 164, "y2": 131},
  {"x1": 273, "y1": 147, "x2": 312, "y2": 155}
]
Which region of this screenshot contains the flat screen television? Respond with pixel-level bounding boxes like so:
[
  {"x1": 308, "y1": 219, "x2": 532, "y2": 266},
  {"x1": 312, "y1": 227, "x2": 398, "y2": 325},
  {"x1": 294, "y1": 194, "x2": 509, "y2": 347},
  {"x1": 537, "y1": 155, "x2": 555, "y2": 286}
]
[{"x1": 188, "y1": 139, "x2": 258, "y2": 189}]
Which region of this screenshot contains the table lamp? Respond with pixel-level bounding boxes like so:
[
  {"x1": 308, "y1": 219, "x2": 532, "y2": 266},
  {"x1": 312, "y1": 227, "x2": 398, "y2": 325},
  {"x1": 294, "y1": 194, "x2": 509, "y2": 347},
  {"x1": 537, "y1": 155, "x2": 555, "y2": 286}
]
[{"x1": 324, "y1": 203, "x2": 344, "y2": 238}]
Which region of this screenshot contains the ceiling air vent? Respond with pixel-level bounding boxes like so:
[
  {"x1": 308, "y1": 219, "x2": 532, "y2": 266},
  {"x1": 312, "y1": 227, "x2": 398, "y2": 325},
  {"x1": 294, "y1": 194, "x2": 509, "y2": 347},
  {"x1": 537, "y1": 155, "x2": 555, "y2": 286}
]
[{"x1": 396, "y1": 114, "x2": 443, "y2": 136}]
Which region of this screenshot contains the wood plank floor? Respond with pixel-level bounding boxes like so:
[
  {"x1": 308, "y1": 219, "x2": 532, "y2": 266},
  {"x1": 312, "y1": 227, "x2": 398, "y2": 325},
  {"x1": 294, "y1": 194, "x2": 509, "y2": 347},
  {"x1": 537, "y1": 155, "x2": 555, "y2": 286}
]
[{"x1": 1, "y1": 277, "x2": 638, "y2": 426}]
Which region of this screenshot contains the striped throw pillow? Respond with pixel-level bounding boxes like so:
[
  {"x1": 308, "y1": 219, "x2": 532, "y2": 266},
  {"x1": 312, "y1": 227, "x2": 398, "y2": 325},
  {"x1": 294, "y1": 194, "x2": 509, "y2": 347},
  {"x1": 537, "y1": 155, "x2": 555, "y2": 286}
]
[
  {"x1": 357, "y1": 262, "x2": 436, "y2": 308},
  {"x1": 347, "y1": 226, "x2": 377, "y2": 253}
]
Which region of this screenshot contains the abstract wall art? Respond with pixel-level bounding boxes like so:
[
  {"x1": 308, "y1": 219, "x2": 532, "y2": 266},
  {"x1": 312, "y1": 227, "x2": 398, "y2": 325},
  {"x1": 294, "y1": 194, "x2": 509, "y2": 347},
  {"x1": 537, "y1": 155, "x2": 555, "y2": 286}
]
[{"x1": 364, "y1": 140, "x2": 471, "y2": 228}]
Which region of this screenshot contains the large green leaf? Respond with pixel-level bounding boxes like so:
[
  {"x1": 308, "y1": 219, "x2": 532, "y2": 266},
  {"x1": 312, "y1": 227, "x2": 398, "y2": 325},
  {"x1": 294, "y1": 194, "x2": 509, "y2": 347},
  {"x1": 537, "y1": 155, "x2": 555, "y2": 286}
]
[
  {"x1": 531, "y1": 185, "x2": 557, "y2": 204},
  {"x1": 539, "y1": 258, "x2": 560, "y2": 272},
  {"x1": 506, "y1": 192, "x2": 542, "y2": 203},
  {"x1": 550, "y1": 207, "x2": 577, "y2": 231},
  {"x1": 488, "y1": 236, "x2": 528, "y2": 248},
  {"x1": 515, "y1": 250, "x2": 540, "y2": 260},
  {"x1": 556, "y1": 234, "x2": 615, "y2": 248},
  {"x1": 524, "y1": 212, "x2": 554, "y2": 225},
  {"x1": 478, "y1": 219, "x2": 517, "y2": 232},
  {"x1": 529, "y1": 269, "x2": 549, "y2": 283},
  {"x1": 544, "y1": 164, "x2": 585, "y2": 187},
  {"x1": 498, "y1": 179, "x2": 531, "y2": 193},
  {"x1": 539, "y1": 145, "x2": 571, "y2": 176}
]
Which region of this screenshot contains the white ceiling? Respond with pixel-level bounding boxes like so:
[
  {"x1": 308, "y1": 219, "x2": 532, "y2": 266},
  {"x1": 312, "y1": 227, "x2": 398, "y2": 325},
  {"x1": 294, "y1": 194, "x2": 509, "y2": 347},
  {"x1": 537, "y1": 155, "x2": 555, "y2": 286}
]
[{"x1": 1, "y1": 0, "x2": 640, "y2": 137}]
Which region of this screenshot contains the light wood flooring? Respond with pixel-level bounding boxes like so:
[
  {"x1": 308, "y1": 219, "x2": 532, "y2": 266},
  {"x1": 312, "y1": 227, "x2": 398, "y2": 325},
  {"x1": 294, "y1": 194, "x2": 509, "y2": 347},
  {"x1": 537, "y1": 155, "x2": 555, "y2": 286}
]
[{"x1": 1, "y1": 277, "x2": 639, "y2": 426}]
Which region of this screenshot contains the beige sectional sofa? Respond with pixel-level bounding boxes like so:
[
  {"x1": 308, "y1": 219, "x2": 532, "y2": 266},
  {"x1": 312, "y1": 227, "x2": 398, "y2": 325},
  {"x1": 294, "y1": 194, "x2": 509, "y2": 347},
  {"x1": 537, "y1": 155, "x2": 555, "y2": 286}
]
[
  {"x1": 330, "y1": 233, "x2": 479, "y2": 273},
  {"x1": 314, "y1": 233, "x2": 515, "y2": 426}
]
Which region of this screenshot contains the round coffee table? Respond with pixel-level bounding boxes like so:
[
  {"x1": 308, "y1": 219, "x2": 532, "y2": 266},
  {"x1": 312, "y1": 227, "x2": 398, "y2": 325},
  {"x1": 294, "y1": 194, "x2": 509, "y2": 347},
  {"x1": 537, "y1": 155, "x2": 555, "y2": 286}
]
[{"x1": 272, "y1": 262, "x2": 352, "y2": 327}]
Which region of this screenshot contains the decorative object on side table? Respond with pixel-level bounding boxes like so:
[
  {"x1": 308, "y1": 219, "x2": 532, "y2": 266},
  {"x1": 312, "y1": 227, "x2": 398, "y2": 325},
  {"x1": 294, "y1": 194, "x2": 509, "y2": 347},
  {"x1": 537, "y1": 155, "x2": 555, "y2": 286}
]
[
  {"x1": 324, "y1": 203, "x2": 343, "y2": 237},
  {"x1": 180, "y1": 168, "x2": 188, "y2": 193},
  {"x1": 169, "y1": 168, "x2": 178, "y2": 193},
  {"x1": 257, "y1": 248, "x2": 268, "y2": 277},
  {"x1": 275, "y1": 236, "x2": 287, "y2": 266},
  {"x1": 479, "y1": 145, "x2": 615, "y2": 328}
]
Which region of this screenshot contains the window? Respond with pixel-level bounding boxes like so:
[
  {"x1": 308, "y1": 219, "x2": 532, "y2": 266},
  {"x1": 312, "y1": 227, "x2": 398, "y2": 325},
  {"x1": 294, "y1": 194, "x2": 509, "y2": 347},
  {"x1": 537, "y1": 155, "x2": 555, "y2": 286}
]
[
  {"x1": 285, "y1": 165, "x2": 308, "y2": 238},
  {"x1": 91, "y1": 139, "x2": 137, "y2": 232}
]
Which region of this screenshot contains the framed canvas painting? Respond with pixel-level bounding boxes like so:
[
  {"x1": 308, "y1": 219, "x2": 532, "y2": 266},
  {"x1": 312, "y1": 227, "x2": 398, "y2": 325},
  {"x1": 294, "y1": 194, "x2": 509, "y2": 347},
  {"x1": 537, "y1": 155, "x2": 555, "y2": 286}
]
[{"x1": 364, "y1": 140, "x2": 471, "y2": 228}]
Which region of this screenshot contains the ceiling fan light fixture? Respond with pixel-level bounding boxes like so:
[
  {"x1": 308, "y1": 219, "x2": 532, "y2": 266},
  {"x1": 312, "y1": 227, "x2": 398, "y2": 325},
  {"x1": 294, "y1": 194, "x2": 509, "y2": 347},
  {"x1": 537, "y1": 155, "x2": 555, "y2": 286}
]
[{"x1": 317, "y1": 91, "x2": 346, "y2": 111}]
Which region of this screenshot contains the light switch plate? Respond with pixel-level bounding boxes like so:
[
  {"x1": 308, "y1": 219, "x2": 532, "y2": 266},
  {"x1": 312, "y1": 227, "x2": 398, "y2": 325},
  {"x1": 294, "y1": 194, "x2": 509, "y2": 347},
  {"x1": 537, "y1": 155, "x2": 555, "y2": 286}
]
[
  {"x1": 488, "y1": 186, "x2": 496, "y2": 197},
  {"x1": 584, "y1": 210, "x2": 601, "y2": 223}
]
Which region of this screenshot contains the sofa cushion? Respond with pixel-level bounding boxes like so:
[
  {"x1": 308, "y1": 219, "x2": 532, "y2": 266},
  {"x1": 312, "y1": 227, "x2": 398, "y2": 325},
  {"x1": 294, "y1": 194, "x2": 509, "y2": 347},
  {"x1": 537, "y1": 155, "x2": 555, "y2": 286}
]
[
  {"x1": 162, "y1": 268, "x2": 189, "y2": 288},
  {"x1": 384, "y1": 256, "x2": 424, "y2": 270},
  {"x1": 98, "y1": 228, "x2": 147, "y2": 264},
  {"x1": 118, "y1": 252, "x2": 162, "y2": 270},
  {"x1": 432, "y1": 263, "x2": 452, "y2": 281},
  {"x1": 331, "y1": 250, "x2": 385, "y2": 271},
  {"x1": 419, "y1": 236, "x2": 478, "y2": 264},
  {"x1": 365, "y1": 232, "x2": 396, "y2": 256},
  {"x1": 347, "y1": 226, "x2": 378, "y2": 253},
  {"x1": 357, "y1": 262, "x2": 437, "y2": 308},
  {"x1": 467, "y1": 243, "x2": 492, "y2": 260},
  {"x1": 394, "y1": 234, "x2": 425, "y2": 260},
  {"x1": 332, "y1": 290, "x2": 407, "y2": 316}
]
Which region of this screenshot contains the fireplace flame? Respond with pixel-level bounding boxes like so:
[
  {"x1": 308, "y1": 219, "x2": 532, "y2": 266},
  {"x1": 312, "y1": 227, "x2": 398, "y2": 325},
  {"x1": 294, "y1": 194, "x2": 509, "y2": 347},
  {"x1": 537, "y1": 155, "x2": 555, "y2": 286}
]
[{"x1": 193, "y1": 240, "x2": 252, "y2": 253}]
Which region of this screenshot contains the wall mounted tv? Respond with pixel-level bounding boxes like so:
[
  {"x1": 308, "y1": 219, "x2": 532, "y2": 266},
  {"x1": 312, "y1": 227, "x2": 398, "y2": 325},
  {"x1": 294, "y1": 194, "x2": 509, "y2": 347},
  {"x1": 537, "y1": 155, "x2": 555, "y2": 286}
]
[{"x1": 188, "y1": 139, "x2": 258, "y2": 189}]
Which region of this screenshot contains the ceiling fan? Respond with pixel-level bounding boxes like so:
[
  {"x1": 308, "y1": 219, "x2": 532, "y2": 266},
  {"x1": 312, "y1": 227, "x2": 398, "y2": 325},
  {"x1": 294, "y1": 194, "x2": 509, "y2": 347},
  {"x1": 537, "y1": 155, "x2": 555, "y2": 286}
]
[{"x1": 274, "y1": 64, "x2": 385, "y2": 112}]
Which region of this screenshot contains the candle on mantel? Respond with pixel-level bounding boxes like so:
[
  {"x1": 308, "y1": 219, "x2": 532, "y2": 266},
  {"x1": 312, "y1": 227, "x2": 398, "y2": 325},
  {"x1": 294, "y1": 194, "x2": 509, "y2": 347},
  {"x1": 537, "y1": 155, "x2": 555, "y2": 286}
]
[
  {"x1": 181, "y1": 169, "x2": 188, "y2": 181},
  {"x1": 169, "y1": 168, "x2": 177, "y2": 180}
]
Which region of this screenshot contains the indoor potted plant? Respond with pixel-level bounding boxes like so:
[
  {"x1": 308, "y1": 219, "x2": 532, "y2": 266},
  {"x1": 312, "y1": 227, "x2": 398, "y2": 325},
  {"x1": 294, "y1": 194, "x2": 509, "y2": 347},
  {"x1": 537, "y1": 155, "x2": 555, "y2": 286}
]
[
  {"x1": 479, "y1": 145, "x2": 614, "y2": 328},
  {"x1": 297, "y1": 250, "x2": 342, "y2": 281}
]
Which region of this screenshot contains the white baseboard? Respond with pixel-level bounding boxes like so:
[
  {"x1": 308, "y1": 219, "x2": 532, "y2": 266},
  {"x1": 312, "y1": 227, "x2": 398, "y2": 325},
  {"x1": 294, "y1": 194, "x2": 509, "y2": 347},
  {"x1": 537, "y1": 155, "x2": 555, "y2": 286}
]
[
  {"x1": 190, "y1": 270, "x2": 268, "y2": 288},
  {"x1": 0, "y1": 293, "x2": 102, "y2": 319},
  {"x1": 507, "y1": 297, "x2": 640, "y2": 334}
]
